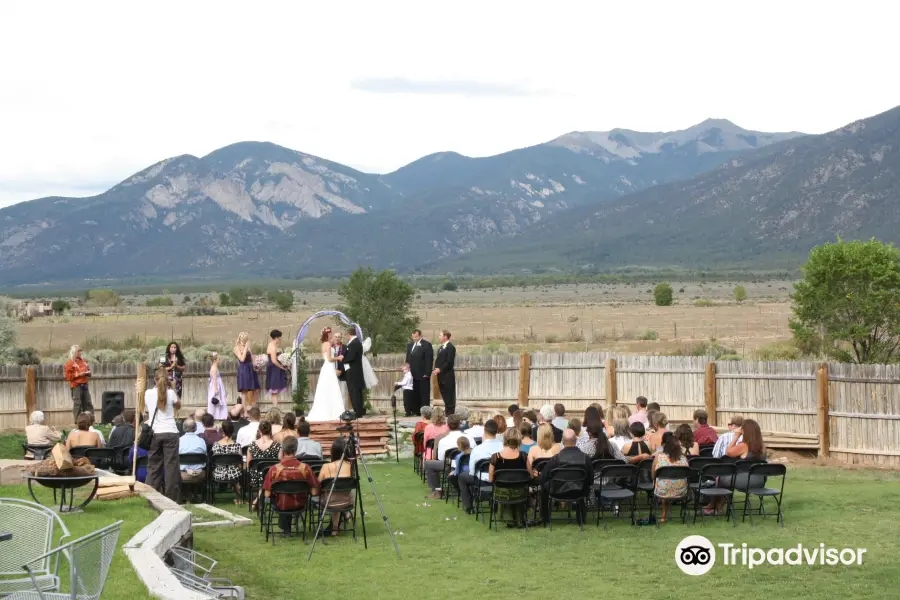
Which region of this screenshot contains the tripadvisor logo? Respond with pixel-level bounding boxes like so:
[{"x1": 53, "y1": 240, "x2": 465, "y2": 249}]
[{"x1": 675, "y1": 535, "x2": 867, "y2": 576}]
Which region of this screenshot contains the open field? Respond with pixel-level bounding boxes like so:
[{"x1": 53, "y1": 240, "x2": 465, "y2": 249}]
[{"x1": 14, "y1": 281, "x2": 795, "y2": 359}]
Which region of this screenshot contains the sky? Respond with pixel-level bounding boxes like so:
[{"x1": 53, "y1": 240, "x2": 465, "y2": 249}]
[{"x1": 1, "y1": 0, "x2": 898, "y2": 208}]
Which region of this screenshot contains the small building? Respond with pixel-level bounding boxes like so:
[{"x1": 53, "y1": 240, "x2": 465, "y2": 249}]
[{"x1": 16, "y1": 300, "x2": 54, "y2": 318}]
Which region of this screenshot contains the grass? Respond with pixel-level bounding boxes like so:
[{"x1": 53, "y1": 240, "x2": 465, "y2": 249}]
[
  {"x1": 0, "y1": 483, "x2": 156, "y2": 599},
  {"x1": 192, "y1": 460, "x2": 900, "y2": 599}
]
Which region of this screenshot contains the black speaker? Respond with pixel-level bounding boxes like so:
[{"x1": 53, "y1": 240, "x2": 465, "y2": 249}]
[{"x1": 101, "y1": 391, "x2": 125, "y2": 424}]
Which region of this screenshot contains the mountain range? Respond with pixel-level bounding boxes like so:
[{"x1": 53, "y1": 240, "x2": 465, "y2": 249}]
[{"x1": 0, "y1": 107, "x2": 896, "y2": 285}]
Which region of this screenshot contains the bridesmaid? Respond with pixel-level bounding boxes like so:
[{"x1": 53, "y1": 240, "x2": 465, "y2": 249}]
[
  {"x1": 234, "y1": 332, "x2": 260, "y2": 407},
  {"x1": 207, "y1": 352, "x2": 228, "y2": 420},
  {"x1": 163, "y1": 341, "x2": 186, "y2": 400},
  {"x1": 266, "y1": 329, "x2": 289, "y2": 407}
]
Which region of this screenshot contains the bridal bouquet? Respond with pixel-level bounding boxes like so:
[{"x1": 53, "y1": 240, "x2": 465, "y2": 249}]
[{"x1": 252, "y1": 355, "x2": 268, "y2": 373}]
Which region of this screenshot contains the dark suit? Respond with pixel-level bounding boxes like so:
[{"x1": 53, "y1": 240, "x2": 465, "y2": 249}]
[
  {"x1": 334, "y1": 343, "x2": 347, "y2": 382},
  {"x1": 342, "y1": 337, "x2": 365, "y2": 417},
  {"x1": 406, "y1": 339, "x2": 433, "y2": 414},
  {"x1": 538, "y1": 446, "x2": 593, "y2": 523},
  {"x1": 433, "y1": 341, "x2": 456, "y2": 415}
]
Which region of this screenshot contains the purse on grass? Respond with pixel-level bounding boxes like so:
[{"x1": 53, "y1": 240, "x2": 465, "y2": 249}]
[{"x1": 138, "y1": 405, "x2": 158, "y2": 451}]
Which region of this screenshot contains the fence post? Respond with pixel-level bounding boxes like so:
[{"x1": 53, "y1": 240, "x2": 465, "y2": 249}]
[
  {"x1": 24, "y1": 366, "x2": 37, "y2": 426},
  {"x1": 605, "y1": 358, "x2": 617, "y2": 407},
  {"x1": 817, "y1": 363, "x2": 830, "y2": 458},
  {"x1": 518, "y1": 352, "x2": 531, "y2": 407},
  {"x1": 704, "y1": 362, "x2": 717, "y2": 426}
]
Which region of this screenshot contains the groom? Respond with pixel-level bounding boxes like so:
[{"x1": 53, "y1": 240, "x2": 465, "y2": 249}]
[
  {"x1": 332, "y1": 332, "x2": 349, "y2": 410},
  {"x1": 341, "y1": 326, "x2": 366, "y2": 418}
]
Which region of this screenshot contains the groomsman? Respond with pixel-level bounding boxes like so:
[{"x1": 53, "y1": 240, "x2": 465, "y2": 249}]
[
  {"x1": 406, "y1": 329, "x2": 433, "y2": 415},
  {"x1": 432, "y1": 330, "x2": 456, "y2": 416}
]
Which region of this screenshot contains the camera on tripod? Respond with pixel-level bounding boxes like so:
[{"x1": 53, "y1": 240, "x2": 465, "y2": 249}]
[{"x1": 335, "y1": 410, "x2": 356, "y2": 432}]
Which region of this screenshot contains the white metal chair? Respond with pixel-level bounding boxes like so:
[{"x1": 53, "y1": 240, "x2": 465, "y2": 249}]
[
  {"x1": 5, "y1": 521, "x2": 122, "y2": 600},
  {"x1": 0, "y1": 498, "x2": 71, "y2": 596},
  {"x1": 167, "y1": 547, "x2": 244, "y2": 599}
]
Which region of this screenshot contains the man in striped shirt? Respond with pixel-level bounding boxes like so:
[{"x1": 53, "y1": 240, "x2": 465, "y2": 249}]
[{"x1": 713, "y1": 415, "x2": 744, "y2": 458}]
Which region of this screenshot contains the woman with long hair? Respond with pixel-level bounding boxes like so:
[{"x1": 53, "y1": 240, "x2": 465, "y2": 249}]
[
  {"x1": 164, "y1": 341, "x2": 186, "y2": 400},
  {"x1": 707, "y1": 419, "x2": 767, "y2": 514},
  {"x1": 274, "y1": 411, "x2": 299, "y2": 444},
  {"x1": 247, "y1": 420, "x2": 281, "y2": 509},
  {"x1": 423, "y1": 406, "x2": 448, "y2": 462},
  {"x1": 307, "y1": 327, "x2": 346, "y2": 422},
  {"x1": 207, "y1": 352, "x2": 227, "y2": 420},
  {"x1": 212, "y1": 419, "x2": 243, "y2": 504},
  {"x1": 652, "y1": 431, "x2": 689, "y2": 524},
  {"x1": 674, "y1": 423, "x2": 699, "y2": 457},
  {"x1": 265, "y1": 329, "x2": 289, "y2": 407},
  {"x1": 146, "y1": 368, "x2": 182, "y2": 502},
  {"x1": 234, "y1": 332, "x2": 260, "y2": 407},
  {"x1": 527, "y1": 423, "x2": 559, "y2": 475},
  {"x1": 492, "y1": 414, "x2": 508, "y2": 434}
]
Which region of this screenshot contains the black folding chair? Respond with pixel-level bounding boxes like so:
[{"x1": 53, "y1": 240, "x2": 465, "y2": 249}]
[
  {"x1": 649, "y1": 466, "x2": 692, "y2": 526},
  {"x1": 247, "y1": 459, "x2": 279, "y2": 514},
  {"x1": 698, "y1": 443, "x2": 716, "y2": 457},
  {"x1": 742, "y1": 463, "x2": 786, "y2": 526},
  {"x1": 451, "y1": 454, "x2": 471, "y2": 507},
  {"x1": 22, "y1": 444, "x2": 53, "y2": 461},
  {"x1": 68, "y1": 445, "x2": 95, "y2": 460},
  {"x1": 178, "y1": 452, "x2": 209, "y2": 504},
  {"x1": 471, "y1": 459, "x2": 492, "y2": 522},
  {"x1": 545, "y1": 466, "x2": 590, "y2": 531},
  {"x1": 264, "y1": 480, "x2": 311, "y2": 544},
  {"x1": 488, "y1": 469, "x2": 532, "y2": 531},
  {"x1": 635, "y1": 458, "x2": 655, "y2": 506},
  {"x1": 474, "y1": 437, "x2": 483, "y2": 446},
  {"x1": 209, "y1": 453, "x2": 243, "y2": 505},
  {"x1": 422, "y1": 439, "x2": 435, "y2": 482},
  {"x1": 299, "y1": 457, "x2": 326, "y2": 477},
  {"x1": 440, "y1": 449, "x2": 461, "y2": 500},
  {"x1": 312, "y1": 477, "x2": 359, "y2": 543},
  {"x1": 111, "y1": 446, "x2": 133, "y2": 475},
  {"x1": 84, "y1": 447, "x2": 117, "y2": 470},
  {"x1": 529, "y1": 458, "x2": 552, "y2": 522},
  {"x1": 591, "y1": 458, "x2": 626, "y2": 492},
  {"x1": 687, "y1": 456, "x2": 720, "y2": 500},
  {"x1": 412, "y1": 431, "x2": 425, "y2": 475},
  {"x1": 731, "y1": 458, "x2": 768, "y2": 515},
  {"x1": 595, "y1": 464, "x2": 638, "y2": 529},
  {"x1": 693, "y1": 462, "x2": 737, "y2": 527}
]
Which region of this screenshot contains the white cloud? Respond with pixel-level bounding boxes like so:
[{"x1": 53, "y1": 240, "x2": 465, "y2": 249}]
[{"x1": 0, "y1": 0, "x2": 898, "y2": 207}]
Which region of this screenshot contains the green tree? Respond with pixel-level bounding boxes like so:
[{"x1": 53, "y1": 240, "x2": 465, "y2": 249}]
[
  {"x1": 51, "y1": 299, "x2": 71, "y2": 314},
  {"x1": 268, "y1": 290, "x2": 294, "y2": 311},
  {"x1": 790, "y1": 238, "x2": 900, "y2": 363},
  {"x1": 219, "y1": 292, "x2": 231, "y2": 306},
  {"x1": 337, "y1": 267, "x2": 420, "y2": 355},
  {"x1": 292, "y1": 348, "x2": 310, "y2": 415},
  {"x1": 734, "y1": 285, "x2": 748, "y2": 303},
  {"x1": 229, "y1": 287, "x2": 249, "y2": 306},
  {"x1": 86, "y1": 289, "x2": 120, "y2": 306},
  {"x1": 146, "y1": 296, "x2": 174, "y2": 307},
  {"x1": 441, "y1": 280, "x2": 458, "y2": 292},
  {"x1": 248, "y1": 287, "x2": 265, "y2": 299},
  {"x1": 0, "y1": 308, "x2": 15, "y2": 365},
  {"x1": 653, "y1": 283, "x2": 674, "y2": 306}
]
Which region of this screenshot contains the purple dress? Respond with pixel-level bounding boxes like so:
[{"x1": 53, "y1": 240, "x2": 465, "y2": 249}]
[
  {"x1": 237, "y1": 350, "x2": 260, "y2": 392},
  {"x1": 266, "y1": 356, "x2": 288, "y2": 393}
]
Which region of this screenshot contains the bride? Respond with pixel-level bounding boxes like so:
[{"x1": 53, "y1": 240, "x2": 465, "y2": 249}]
[{"x1": 307, "y1": 327, "x2": 347, "y2": 422}]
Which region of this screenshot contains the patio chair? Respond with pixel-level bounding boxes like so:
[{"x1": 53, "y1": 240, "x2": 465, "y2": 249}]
[
  {"x1": 168, "y1": 547, "x2": 244, "y2": 599},
  {"x1": 0, "y1": 498, "x2": 71, "y2": 597},
  {"x1": 5, "y1": 520, "x2": 122, "y2": 600}
]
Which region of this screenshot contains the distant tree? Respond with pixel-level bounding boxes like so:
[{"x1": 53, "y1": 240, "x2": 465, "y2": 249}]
[
  {"x1": 268, "y1": 290, "x2": 294, "y2": 311},
  {"x1": 86, "y1": 289, "x2": 120, "y2": 307},
  {"x1": 734, "y1": 285, "x2": 748, "y2": 303},
  {"x1": 653, "y1": 283, "x2": 674, "y2": 306},
  {"x1": 183, "y1": 295, "x2": 191, "y2": 303},
  {"x1": 146, "y1": 296, "x2": 174, "y2": 307},
  {"x1": 337, "y1": 267, "x2": 420, "y2": 355},
  {"x1": 219, "y1": 292, "x2": 231, "y2": 306},
  {"x1": 228, "y1": 287, "x2": 249, "y2": 306},
  {"x1": 791, "y1": 238, "x2": 900, "y2": 363},
  {"x1": 12, "y1": 347, "x2": 40, "y2": 365},
  {"x1": 441, "y1": 280, "x2": 458, "y2": 292},
  {"x1": 51, "y1": 299, "x2": 71, "y2": 314},
  {"x1": 0, "y1": 310, "x2": 15, "y2": 364},
  {"x1": 248, "y1": 287, "x2": 265, "y2": 299}
]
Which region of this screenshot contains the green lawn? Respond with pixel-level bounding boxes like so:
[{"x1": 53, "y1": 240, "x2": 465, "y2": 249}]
[
  {"x1": 0, "y1": 484, "x2": 154, "y2": 600},
  {"x1": 193, "y1": 460, "x2": 900, "y2": 600}
]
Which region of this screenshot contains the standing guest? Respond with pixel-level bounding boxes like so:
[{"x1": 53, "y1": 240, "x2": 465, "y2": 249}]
[
  {"x1": 506, "y1": 404, "x2": 519, "y2": 428},
  {"x1": 265, "y1": 408, "x2": 284, "y2": 436},
  {"x1": 247, "y1": 421, "x2": 282, "y2": 509},
  {"x1": 163, "y1": 342, "x2": 186, "y2": 400},
  {"x1": 146, "y1": 368, "x2": 182, "y2": 502},
  {"x1": 192, "y1": 409, "x2": 207, "y2": 435},
  {"x1": 622, "y1": 422, "x2": 652, "y2": 464},
  {"x1": 489, "y1": 427, "x2": 529, "y2": 528},
  {"x1": 26, "y1": 410, "x2": 61, "y2": 457},
  {"x1": 212, "y1": 420, "x2": 243, "y2": 503},
  {"x1": 551, "y1": 404, "x2": 569, "y2": 432},
  {"x1": 227, "y1": 404, "x2": 249, "y2": 442},
  {"x1": 492, "y1": 414, "x2": 508, "y2": 434},
  {"x1": 648, "y1": 412, "x2": 668, "y2": 451},
  {"x1": 458, "y1": 419, "x2": 502, "y2": 512},
  {"x1": 610, "y1": 418, "x2": 632, "y2": 452},
  {"x1": 236, "y1": 406, "x2": 262, "y2": 450},
  {"x1": 274, "y1": 412, "x2": 299, "y2": 444},
  {"x1": 675, "y1": 424, "x2": 699, "y2": 457},
  {"x1": 108, "y1": 409, "x2": 136, "y2": 448},
  {"x1": 405, "y1": 329, "x2": 434, "y2": 415},
  {"x1": 413, "y1": 406, "x2": 432, "y2": 456},
  {"x1": 207, "y1": 352, "x2": 228, "y2": 421},
  {"x1": 396, "y1": 363, "x2": 416, "y2": 416},
  {"x1": 423, "y1": 406, "x2": 448, "y2": 462},
  {"x1": 464, "y1": 411, "x2": 484, "y2": 440},
  {"x1": 294, "y1": 419, "x2": 323, "y2": 458},
  {"x1": 266, "y1": 329, "x2": 289, "y2": 407},
  {"x1": 432, "y1": 330, "x2": 456, "y2": 415},
  {"x1": 234, "y1": 332, "x2": 260, "y2": 407},
  {"x1": 713, "y1": 415, "x2": 744, "y2": 458},
  {"x1": 692, "y1": 409, "x2": 719, "y2": 445},
  {"x1": 538, "y1": 429, "x2": 593, "y2": 524},
  {"x1": 652, "y1": 431, "x2": 689, "y2": 524},
  {"x1": 527, "y1": 423, "x2": 560, "y2": 474},
  {"x1": 66, "y1": 413, "x2": 103, "y2": 449},
  {"x1": 200, "y1": 413, "x2": 222, "y2": 448},
  {"x1": 64, "y1": 345, "x2": 93, "y2": 423},
  {"x1": 628, "y1": 396, "x2": 650, "y2": 426},
  {"x1": 518, "y1": 421, "x2": 536, "y2": 454},
  {"x1": 263, "y1": 436, "x2": 320, "y2": 534},
  {"x1": 178, "y1": 419, "x2": 207, "y2": 499}
]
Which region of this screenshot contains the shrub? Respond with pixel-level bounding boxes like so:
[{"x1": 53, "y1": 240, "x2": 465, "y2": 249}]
[
  {"x1": 51, "y1": 299, "x2": 71, "y2": 314},
  {"x1": 146, "y1": 296, "x2": 173, "y2": 307},
  {"x1": 734, "y1": 285, "x2": 748, "y2": 303},
  {"x1": 267, "y1": 290, "x2": 294, "y2": 311},
  {"x1": 694, "y1": 299, "x2": 718, "y2": 307},
  {"x1": 653, "y1": 283, "x2": 673, "y2": 306},
  {"x1": 753, "y1": 341, "x2": 802, "y2": 361},
  {"x1": 86, "y1": 289, "x2": 120, "y2": 306},
  {"x1": 639, "y1": 330, "x2": 659, "y2": 341},
  {"x1": 176, "y1": 306, "x2": 224, "y2": 317}
]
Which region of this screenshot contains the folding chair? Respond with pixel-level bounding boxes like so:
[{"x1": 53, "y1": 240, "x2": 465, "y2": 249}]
[
  {"x1": 440, "y1": 449, "x2": 461, "y2": 500},
  {"x1": 111, "y1": 446, "x2": 133, "y2": 475},
  {"x1": 698, "y1": 444, "x2": 715, "y2": 457},
  {"x1": 68, "y1": 446, "x2": 94, "y2": 460},
  {"x1": 529, "y1": 458, "x2": 551, "y2": 522},
  {"x1": 488, "y1": 469, "x2": 532, "y2": 531},
  {"x1": 264, "y1": 481, "x2": 311, "y2": 544},
  {"x1": 84, "y1": 448, "x2": 116, "y2": 471},
  {"x1": 693, "y1": 462, "x2": 737, "y2": 527},
  {"x1": 742, "y1": 463, "x2": 786, "y2": 526},
  {"x1": 422, "y1": 439, "x2": 435, "y2": 482},
  {"x1": 687, "y1": 456, "x2": 720, "y2": 501},
  {"x1": 247, "y1": 459, "x2": 279, "y2": 514},
  {"x1": 178, "y1": 452, "x2": 209, "y2": 504},
  {"x1": 22, "y1": 444, "x2": 53, "y2": 461},
  {"x1": 635, "y1": 458, "x2": 655, "y2": 507},
  {"x1": 412, "y1": 431, "x2": 425, "y2": 475},
  {"x1": 311, "y1": 477, "x2": 358, "y2": 543},
  {"x1": 0, "y1": 498, "x2": 71, "y2": 597},
  {"x1": 474, "y1": 437, "x2": 483, "y2": 446},
  {"x1": 470, "y1": 459, "x2": 492, "y2": 522},
  {"x1": 732, "y1": 458, "x2": 768, "y2": 516},
  {"x1": 298, "y1": 457, "x2": 326, "y2": 477},
  {"x1": 649, "y1": 466, "x2": 692, "y2": 526},
  {"x1": 594, "y1": 464, "x2": 638, "y2": 529},
  {"x1": 545, "y1": 466, "x2": 590, "y2": 531},
  {"x1": 451, "y1": 454, "x2": 471, "y2": 507},
  {"x1": 209, "y1": 454, "x2": 243, "y2": 505}
]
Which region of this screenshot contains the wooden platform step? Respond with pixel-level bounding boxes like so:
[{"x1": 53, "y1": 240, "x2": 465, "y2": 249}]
[{"x1": 305, "y1": 417, "x2": 391, "y2": 455}]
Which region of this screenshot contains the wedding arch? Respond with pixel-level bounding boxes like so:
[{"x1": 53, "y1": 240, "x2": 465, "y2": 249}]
[{"x1": 291, "y1": 310, "x2": 363, "y2": 383}]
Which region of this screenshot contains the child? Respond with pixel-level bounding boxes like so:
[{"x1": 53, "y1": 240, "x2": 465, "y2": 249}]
[
  {"x1": 451, "y1": 436, "x2": 472, "y2": 478},
  {"x1": 396, "y1": 363, "x2": 415, "y2": 417}
]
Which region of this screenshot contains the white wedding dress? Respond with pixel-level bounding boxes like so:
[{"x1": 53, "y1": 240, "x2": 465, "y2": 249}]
[{"x1": 307, "y1": 350, "x2": 346, "y2": 422}]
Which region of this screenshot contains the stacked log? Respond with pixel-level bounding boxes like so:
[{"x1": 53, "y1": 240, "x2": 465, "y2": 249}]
[{"x1": 308, "y1": 417, "x2": 390, "y2": 456}]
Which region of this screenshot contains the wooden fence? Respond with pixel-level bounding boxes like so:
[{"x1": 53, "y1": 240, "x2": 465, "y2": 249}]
[{"x1": 2, "y1": 352, "x2": 899, "y2": 467}]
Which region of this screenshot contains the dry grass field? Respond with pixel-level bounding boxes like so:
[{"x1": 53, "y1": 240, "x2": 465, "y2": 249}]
[{"x1": 15, "y1": 281, "x2": 795, "y2": 358}]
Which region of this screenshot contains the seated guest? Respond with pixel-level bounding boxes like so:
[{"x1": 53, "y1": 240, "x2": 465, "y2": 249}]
[
  {"x1": 551, "y1": 403, "x2": 568, "y2": 431},
  {"x1": 294, "y1": 419, "x2": 323, "y2": 458},
  {"x1": 539, "y1": 429, "x2": 593, "y2": 523},
  {"x1": 652, "y1": 431, "x2": 689, "y2": 523},
  {"x1": 200, "y1": 413, "x2": 222, "y2": 448},
  {"x1": 25, "y1": 410, "x2": 61, "y2": 457},
  {"x1": 707, "y1": 419, "x2": 766, "y2": 514},
  {"x1": 212, "y1": 420, "x2": 243, "y2": 503},
  {"x1": 108, "y1": 409, "x2": 136, "y2": 448},
  {"x1": 109, "y1": 413, "x2": 125, "y2": 438},
  {"x1": 193, "y1": 408, "x2": 207, "y2": 435},
  {"x1": 578, "y1": 421, "x2": 626, "y2": 461},
  {"x1": 66, "y1": 413, "x2": 103, "y2": 449},
  {"x1": 506, "y1": 404, "x2": 519, "y2": 428},
  {"x1": 455, "y1": 405, "x2": 470, "y2": 431},
  {"x1": 583, "y1": 406, "x2": 604, "y2": 430},
  {"x1": 426, "y1": 414, "x2": 467, "y2": 498},
  {"x1": 527, "y1": 423, "x2": 559, "y2": 475},
  {"x1": 458, "y1": 419, "x2": 502, "y2": 512},
  {"x1": 628, "y1": 396, "x2": 650, "y2": 426},
  {"x1": 317, "y1": 438, "x2": 355, "y2": 536},
  {"x1": 492, "y1": 414, "x2": 508, "y2": 434},
  {"x1": 236, "y1": 407, "x2": 262, "y2": 450},
  {"x1": 423, "y1": 407, "x2": 448, "y2": 462},
  {"x1": 263, "y1": 436, "x2": 320, "y2": 534},
  {"x1": 88, "y1": 413, "x2": 105, "y2": 446},
  {"x1": 451, "y1": 436, "x2": 472, "y2": 479},
  {"x1": 465, "y1": 411, "x2": 485, "y2": 440},
  {"x1": 647, "y1": 402, "x2": 660, "y2": 412},
  {"x1": 265, "y1": 408, "x2": 283, "y2": 436},
  {"x1": 621, "y1": 422, "x2": 652, "y2": 464},
  {"x1": 178, "y1": 419, "x2": 207, "y2": 498},
  {"x1": 227, "y1": 404, "x2": 249, "y2": 441},
  {"x1": 608, "y1": 405, "x2": 631, "y2": 438},
  {"x1": 692, "y1": 409, "x2": 718, "y2": 445},
  {"x1": 569, "y1": 417, "x2": 583, "y2": 440},
  {"x1": 519, "y1": 421, "x2": 536, "y2": 454},
  {"x1": 274, "y1": 411, "x2": 300, "y2": 444},
  {"x1": 413, "y1": 406, "x2": 433, "y2": 456},
  {"x1": 647, "y1": 412, "x2": 668, "y2": 451},
  {"x1": 127, "y1": 413, "x2": 148, "y2": 482},
  {"x1": 713, "y1": 415, "x2": 744, "y2": 458},
  {"x1": 538, "y1": 404, "x2": 554, "y2": 425},
  {"x1": 489, "y1": 427, "x2": 528, "y2": 528},
  {"x1": 512, "y1": 409, "x2": 524, "y2": 429},
  {"x1": 675, "y1": 423, "x2": 700, "y2": 457}
]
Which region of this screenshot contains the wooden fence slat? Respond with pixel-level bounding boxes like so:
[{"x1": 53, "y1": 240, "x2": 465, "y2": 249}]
[{"x1": 817, "y1": 363, "x2": 830, "y2": 458}]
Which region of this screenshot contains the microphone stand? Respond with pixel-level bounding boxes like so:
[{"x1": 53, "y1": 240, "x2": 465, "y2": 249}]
[{"x1": 390, "y1": 392, "x2": 400, "y2": 463}]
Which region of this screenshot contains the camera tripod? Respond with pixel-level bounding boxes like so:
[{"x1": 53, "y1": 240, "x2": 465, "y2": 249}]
[{"x1": 307, "y1": 422, "x2": 401, "y2": 560}]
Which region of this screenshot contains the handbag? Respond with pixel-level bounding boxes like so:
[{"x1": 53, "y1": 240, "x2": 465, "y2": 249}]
[
  {"x1": 210, "y1": 396, "x2": 220, "y2": 405},
  {"x1": 138, "y1": 404, "x2": 159, "y2": 451}
]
